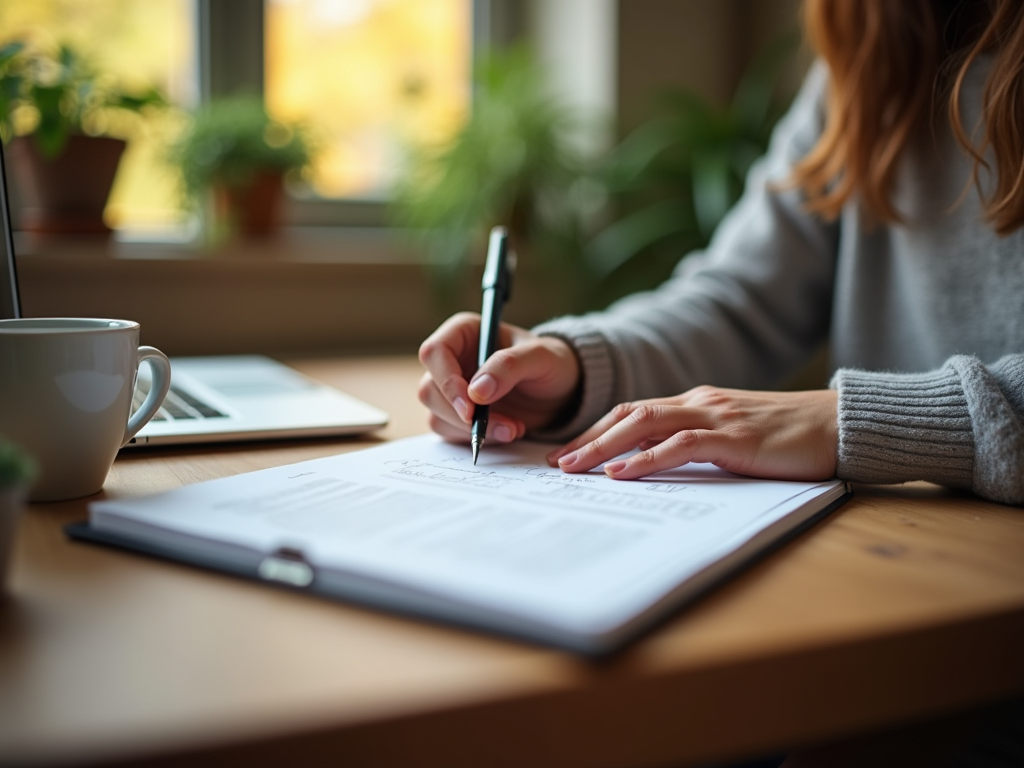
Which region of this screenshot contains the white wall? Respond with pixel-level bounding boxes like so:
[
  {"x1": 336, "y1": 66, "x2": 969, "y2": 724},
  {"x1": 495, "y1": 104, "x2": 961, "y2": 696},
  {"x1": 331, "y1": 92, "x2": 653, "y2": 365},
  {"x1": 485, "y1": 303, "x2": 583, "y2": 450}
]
[{"x1": 528, "y1": 0, "x2": 617, "y2": 153}]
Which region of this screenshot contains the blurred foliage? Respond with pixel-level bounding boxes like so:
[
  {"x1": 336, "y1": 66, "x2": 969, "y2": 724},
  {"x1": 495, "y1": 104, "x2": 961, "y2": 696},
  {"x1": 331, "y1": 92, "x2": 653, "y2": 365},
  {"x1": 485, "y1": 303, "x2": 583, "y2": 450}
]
[
  {"x1": 583, "y1": 33, "x2": 799, "y2": 304},
  {"x1": 391, "y1": 46, "x2": 599, "y2": 302},
  {"x1": 0, "y1": 439, "x2": 34, "y2": 489},
  {"x1": 0, "y1": 40, "x2": 165, "y2": 157},
  {"x1": 393, "y1": 36, "x2": 798, "y2": 310},
  {"x1": 166, "y1": 95, "x2": 313, "y2": 210}
]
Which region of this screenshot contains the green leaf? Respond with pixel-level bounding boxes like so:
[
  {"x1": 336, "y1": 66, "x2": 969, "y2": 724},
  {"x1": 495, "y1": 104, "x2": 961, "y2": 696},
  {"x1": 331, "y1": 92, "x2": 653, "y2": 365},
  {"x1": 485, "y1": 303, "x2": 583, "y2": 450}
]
[
  {"x1": 586, "y1": 198, "x2": 694, "y2": 278},
  {"x1": 109, "y1": 87, "x2": 166, "y2": 112},
  {"x1": 0, "y1": 39, "x2": 167, "y2": 150},
  {"x1": 29, "y1": 83, "x2": 69, "y2": 157},
  {"x1": 731, "y1": 31, "x2": 799, "y2": 137},
  {"x1": 691, "y1": 147, "x2": 733, "y2": 238},
  {"x1": 0, "y1": 41, "x2": 25, "y2": 68},
  {"x1": 0, "y1": 440, "x2": 35, "y2": 488},
  {"x1": 600, "y1": 119, "x2": 687, "y2": 190}
]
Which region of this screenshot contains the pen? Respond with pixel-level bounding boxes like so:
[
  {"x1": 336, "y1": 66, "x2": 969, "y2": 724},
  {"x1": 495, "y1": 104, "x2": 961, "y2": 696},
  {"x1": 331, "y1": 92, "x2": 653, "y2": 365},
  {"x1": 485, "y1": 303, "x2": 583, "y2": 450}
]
[{"x1": 471, "y1": 226, "x2": 514, "y2": 464}]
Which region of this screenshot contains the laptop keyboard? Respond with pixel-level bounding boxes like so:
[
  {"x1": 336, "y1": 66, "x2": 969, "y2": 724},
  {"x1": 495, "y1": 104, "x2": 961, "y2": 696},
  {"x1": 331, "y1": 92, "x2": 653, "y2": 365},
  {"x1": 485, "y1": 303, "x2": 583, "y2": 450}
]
[{"x1": 134, "y1": 379, "x2": 228, "y2": 422}]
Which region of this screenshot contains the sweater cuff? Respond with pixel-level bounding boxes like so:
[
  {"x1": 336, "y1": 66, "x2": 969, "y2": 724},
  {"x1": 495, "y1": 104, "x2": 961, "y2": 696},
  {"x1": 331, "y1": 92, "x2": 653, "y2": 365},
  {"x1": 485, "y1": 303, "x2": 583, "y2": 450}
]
[
  {"x1": 529, "y1": 319, "x2": 617, "y2": 442},
  {"x1": 830, "y1": 366, "x2": 974, "y2": 488}
]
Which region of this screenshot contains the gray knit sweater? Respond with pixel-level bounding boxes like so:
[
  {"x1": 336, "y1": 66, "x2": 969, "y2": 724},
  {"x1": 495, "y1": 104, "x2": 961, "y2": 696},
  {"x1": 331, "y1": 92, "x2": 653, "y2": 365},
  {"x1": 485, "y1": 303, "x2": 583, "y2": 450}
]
[{"x1": 533, "y1": 61, "x2": 1024, "y2": 505}]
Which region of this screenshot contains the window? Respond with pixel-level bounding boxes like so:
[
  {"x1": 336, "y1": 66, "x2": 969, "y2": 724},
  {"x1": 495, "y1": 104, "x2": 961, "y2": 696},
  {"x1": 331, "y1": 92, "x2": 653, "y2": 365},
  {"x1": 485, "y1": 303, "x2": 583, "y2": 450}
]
[
  {"x1": 0, "y1": 0, "x2": 196, "y2": 235},
  {"x1": 2, "y1": 0, "x2": 476, "y2": 236},
  {"x1": 265, "y1": 0, "x2": 472, "y2": 201}
]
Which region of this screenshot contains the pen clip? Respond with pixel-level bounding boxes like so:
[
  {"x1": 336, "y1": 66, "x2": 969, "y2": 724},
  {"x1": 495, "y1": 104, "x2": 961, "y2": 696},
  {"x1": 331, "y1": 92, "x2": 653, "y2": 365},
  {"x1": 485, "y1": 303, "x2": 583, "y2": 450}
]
[{"x1": 482, "y1": 226, "x2": 514, "y2": 300}]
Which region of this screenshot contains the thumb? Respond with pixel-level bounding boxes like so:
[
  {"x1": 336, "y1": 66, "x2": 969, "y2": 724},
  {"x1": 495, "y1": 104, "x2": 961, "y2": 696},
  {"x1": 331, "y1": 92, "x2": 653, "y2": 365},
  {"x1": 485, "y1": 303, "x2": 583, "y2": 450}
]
[{"x1": 467, "y1": 340, "x2": 571, "y2": 405}]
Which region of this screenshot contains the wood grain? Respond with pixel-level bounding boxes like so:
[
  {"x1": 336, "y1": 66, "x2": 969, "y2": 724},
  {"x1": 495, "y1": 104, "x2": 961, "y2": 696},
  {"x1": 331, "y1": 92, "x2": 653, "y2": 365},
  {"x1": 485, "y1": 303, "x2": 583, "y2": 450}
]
[{"x1": 1, "y1": 356, "x2": 1022, "y2": 767}]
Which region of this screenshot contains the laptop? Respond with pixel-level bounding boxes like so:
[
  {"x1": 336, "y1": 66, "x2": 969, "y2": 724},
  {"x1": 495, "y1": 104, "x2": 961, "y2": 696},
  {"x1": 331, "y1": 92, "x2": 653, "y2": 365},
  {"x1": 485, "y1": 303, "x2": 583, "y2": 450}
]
[{"x1": 0, "y1": 142, "x2": 390, "y2": 447}]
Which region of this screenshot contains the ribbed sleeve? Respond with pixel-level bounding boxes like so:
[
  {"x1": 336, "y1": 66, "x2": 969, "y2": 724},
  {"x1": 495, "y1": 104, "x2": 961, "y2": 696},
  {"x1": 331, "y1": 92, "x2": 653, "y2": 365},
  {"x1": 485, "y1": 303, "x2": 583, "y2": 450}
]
[
  {"x1": 832, "y1": 355, "x2": 1024, "y2": 505},
  {"x1": 831, "y1": 364, "x2": 974, "y2": 489},
  {"x1": 529, "y1": 320, "x2": 617, "y2": 442}
]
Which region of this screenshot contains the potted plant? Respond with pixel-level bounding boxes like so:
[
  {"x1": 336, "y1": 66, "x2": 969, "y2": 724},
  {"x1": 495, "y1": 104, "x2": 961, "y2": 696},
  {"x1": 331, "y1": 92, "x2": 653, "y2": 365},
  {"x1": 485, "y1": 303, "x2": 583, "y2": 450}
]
[
  {"x1": 392, "y1": 46, "x2": 596, "y2": 306},
  {"x1": 582, "y1": 34, "x2": 799, "y2": 304},
  {"x1": 0, "y1": 439, "x2": 34, "y2": 594},
  {"x1": 167, "y1": 95, "x2": 312, "y2": 242},
  {"x1": 0, "y1": 41, "x2": 165, "y2": 238}
]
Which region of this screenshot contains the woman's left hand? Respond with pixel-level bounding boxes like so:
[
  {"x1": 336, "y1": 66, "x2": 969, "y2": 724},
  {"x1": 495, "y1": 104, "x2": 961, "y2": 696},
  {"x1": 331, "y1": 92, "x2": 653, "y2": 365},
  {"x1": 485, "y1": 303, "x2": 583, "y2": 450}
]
[{"x1": 547, "y1": 386, "x2": 839, "y2": 481}]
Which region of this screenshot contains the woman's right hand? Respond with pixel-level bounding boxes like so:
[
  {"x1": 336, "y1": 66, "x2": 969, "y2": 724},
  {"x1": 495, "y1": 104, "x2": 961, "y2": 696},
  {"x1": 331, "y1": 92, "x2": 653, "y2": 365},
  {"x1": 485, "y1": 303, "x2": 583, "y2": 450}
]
[{"x1": 417, "y1": 312, "x2": 581, "y2": 444}]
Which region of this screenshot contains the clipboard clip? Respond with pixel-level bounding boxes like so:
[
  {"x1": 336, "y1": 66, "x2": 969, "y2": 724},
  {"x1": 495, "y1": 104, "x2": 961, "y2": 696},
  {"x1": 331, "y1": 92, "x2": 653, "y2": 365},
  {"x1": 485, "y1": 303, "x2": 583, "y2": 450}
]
[{"x1": 258, "y1": 546, "x2": 314, "y2": 588}]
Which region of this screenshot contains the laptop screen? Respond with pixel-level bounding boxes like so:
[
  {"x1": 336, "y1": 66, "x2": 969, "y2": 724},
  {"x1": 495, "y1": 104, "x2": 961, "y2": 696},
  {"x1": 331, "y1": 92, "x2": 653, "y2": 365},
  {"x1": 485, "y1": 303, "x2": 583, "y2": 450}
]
[{"x1": 0, "y1": 142, "x2": 21, "y2": 320}]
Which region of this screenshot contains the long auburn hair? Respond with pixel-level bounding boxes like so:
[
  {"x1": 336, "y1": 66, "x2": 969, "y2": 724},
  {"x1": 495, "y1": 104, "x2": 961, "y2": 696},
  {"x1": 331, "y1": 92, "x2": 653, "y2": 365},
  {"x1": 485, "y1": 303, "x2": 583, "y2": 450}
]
[{"x1": 791, "y1": 0, "x2": 1024, "y2": 235}]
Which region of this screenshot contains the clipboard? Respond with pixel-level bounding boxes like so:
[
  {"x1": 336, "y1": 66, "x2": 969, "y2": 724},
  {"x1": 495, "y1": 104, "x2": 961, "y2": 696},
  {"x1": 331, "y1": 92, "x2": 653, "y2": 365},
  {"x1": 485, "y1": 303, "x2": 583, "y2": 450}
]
[{"x1": 64, "y1": 481, "x2": 850, "y2": 657}]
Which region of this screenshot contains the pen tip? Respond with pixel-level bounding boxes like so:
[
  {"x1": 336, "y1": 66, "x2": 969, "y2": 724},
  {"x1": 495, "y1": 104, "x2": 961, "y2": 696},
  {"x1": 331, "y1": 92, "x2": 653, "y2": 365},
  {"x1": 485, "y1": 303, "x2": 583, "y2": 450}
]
[{"x1": 472, "y1": 437, "x2": 481, "y2": 465}]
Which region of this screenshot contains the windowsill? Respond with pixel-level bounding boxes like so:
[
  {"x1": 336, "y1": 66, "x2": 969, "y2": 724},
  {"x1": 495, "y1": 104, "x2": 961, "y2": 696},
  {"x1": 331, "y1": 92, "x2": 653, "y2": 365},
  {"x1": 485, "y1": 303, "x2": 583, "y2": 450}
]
[
  {"x1": 14, "y1": 226, "x2": 420, "y2": 264},
  {"x1": 14, "y1": 228, "x2": 575, "y2": 357}
]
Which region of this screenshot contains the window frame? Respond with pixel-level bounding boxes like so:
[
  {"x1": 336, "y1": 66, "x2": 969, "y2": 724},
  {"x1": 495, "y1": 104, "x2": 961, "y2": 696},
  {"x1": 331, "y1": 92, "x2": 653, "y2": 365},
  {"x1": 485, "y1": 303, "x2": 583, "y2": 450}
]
[{"x1": 196, "y1": 0, "x2": 522, "y2": 229}]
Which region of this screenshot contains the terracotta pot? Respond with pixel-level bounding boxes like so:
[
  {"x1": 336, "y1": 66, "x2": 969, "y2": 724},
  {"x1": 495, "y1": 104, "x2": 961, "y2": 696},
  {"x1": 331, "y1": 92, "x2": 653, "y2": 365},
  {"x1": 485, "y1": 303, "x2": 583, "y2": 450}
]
[
  {"x1": 213, "y1": 171, "x2": 284, "y2": 239},
  {"x1": 7, "y1": 135, "x2": 126, "y2": 237}
]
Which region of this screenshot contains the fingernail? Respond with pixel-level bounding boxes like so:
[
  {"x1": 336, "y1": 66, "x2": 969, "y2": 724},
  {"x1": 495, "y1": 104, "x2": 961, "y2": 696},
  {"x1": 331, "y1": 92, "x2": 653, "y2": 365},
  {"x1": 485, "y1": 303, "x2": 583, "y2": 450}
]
[
  {"x1": 604, "y1": 460, "x2": 627, "y2": 475},
  {"x1": 493, "y1": 424, "x2": 513, "y2": 443},
  {"x1": 468, "y1": 373, "x2": 497, "y2": 401},
  {"x1": 558, "y1": 451, "x2": 579, "y2": 468},
  {"x1": 453, "y1": 397, "x2": 470, "y2": 421}
]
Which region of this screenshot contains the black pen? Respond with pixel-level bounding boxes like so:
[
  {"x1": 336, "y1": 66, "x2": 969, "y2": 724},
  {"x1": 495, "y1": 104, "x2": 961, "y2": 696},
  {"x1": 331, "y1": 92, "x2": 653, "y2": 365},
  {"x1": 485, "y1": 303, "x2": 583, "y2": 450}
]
[{"x1": 471, "y1": 226, "x2": 514, "y2": 464}]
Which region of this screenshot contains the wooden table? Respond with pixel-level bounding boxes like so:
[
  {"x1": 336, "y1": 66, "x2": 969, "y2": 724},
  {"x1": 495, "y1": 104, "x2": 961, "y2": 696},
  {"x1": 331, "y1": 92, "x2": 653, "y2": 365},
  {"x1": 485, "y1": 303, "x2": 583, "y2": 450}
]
[{"x1": 2, "y1": 356, "x2": 1023, "y2": 767}]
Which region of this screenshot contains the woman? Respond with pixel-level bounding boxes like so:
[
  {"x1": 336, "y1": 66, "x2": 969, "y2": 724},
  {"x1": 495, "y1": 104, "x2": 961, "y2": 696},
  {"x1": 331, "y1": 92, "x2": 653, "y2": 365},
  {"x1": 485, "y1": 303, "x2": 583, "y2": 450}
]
[
  {"x1": 420, "y1": 1, "x2": 1024, "y2": 762},
  {"x1": 418, "y1": 0, "x2": 1024, "y2": 508}
]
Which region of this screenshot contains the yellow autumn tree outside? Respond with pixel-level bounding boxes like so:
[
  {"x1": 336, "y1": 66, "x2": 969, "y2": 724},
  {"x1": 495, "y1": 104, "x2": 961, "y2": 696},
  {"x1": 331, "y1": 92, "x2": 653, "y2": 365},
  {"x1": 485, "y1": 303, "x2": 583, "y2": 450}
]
[
  {"x1": 265, "y1": 0, "x2": 471, "y2": 199},
  {"x1": 0, "y1": 0, "x2": 471, "y2": 232}
]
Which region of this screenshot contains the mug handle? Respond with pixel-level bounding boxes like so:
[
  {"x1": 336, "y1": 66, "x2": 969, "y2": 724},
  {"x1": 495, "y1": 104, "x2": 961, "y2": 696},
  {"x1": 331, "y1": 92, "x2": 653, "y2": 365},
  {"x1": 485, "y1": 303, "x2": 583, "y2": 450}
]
[{"x1": 123, "y1": 346, "x2": 172, "y2": 447}]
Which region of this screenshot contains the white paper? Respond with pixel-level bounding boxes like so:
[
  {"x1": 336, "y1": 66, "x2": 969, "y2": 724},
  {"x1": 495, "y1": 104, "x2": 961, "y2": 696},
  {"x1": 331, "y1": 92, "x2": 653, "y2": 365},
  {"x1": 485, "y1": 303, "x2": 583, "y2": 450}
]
[{"x1": 91, "y1": 435, "x2": 843, "y2": 636}]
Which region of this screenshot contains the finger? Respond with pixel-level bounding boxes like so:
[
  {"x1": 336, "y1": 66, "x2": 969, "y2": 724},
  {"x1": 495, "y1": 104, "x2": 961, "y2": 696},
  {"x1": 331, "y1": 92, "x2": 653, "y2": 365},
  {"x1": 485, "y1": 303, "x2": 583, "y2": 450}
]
[
  {"x1": 545, "y1": 394, "x2": 692, "y2": 466},
  {"x1": 546, "y1": 402, "x2": 638, "y2": 466},
  {"x1": 428, "y1": 412, "x2": 473, "y2": 443},
  {"x1": 558, "y1": 404, "x2": 715, "y2": 473},
  {"x1": 420, "y1": 370, "x2": 527, "y2": 444},
  {"x1": 418, "y1": 372, "x2": 470, "y2": 432},
  {"x1": 426, "y1": 411, "x2": 525, "y2": 444},
  {"x1": 557, "y1": 404, "x2": 681, "y2": 473},
  {"x1": 485, "y1": 415, "x2": 527, "y2": 444},
  {"x1": 604, "y1": 429, "x2": 733, "y2": 480},
  {"x1": 418, "y1": 313, "x2": 480, "y2": 423},
  {"x1": 468, "y1": 337, "x2": 576, "y2": 406}
]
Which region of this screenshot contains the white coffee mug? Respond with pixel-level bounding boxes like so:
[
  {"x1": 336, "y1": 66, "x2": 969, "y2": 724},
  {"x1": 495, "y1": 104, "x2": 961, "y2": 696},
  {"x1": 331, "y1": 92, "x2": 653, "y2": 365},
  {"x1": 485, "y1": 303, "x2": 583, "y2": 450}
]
[{"x1": 0, "y1": 318, "x2": 171, "y2": 502}]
